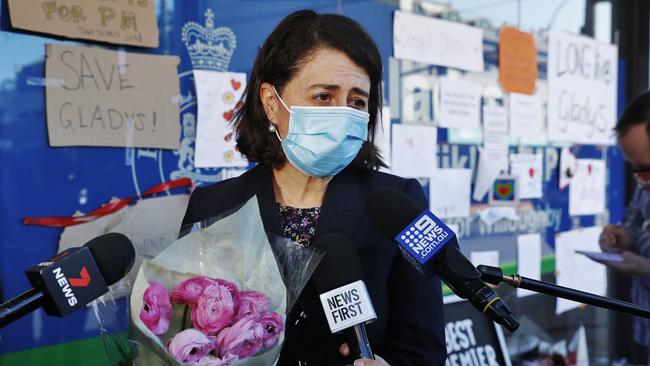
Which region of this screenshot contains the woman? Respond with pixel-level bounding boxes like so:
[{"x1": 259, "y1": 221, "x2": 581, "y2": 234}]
[{"x1": 181, "y1": 10, "x2": 446, "y2": 366}]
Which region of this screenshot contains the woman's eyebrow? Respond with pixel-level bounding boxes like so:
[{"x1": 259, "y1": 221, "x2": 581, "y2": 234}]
[{"x1": 308, "y1": 84, "x2": 369, "y2": 98}]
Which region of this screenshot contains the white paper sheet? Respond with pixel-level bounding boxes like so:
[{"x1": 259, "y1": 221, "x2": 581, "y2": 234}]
[
  {"x1": 559, "y1": 147, "x2": 577, "y2": 190},
  {"x1": 483, "y1": 105, "x2": 509, "y2": 169},
  {"x1": 555, "y1": 227, "x2": 606, "y2": 314},
  {"x1": 547, "y1": 30, "x2": 618, "y2": 145},
  {"x1": 376, "y1": 106, "x2": 392, "y2": 171},
  {"x1": 510, "y1": 153, "x2": 543, "y2": 199},
  {"x1": 569, "y1": 159, "x2": 606, "y2": 216},
  {"x1": 509, "y1": 92, "x2": 544, "y2": 139},
  {"x1": 391, "y1": 124, "x2": 438, "y2": 178},
  {"x1": 393, "y1": 10, "x2": 484, "y2": 72},
  {"x1": 194, "y1": 70, "x2": 247, "y2": 168},
  {"x1": 517, "y1": 233, "x2": 542, "y2": 297},
  {"x1": 438, "y1": 78, "x2": 481, "y2": 129},
  {"x1": 473, "y1": 148, "x2": 504, "y2": 201},
  {"x1": 470, "y1": 250, "x2": 499, "y2": 268},
  {"x1": 428, "y1": 169, "x2": 471, "y2": 218}
]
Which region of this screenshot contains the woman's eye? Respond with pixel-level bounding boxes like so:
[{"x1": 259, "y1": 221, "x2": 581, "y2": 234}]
[
  {"x1": 351, "y1": 99, "x2": 367, "y2": 109},
  {"x1": 314, "y1": 93, "x2": 331, "y2": 102}
]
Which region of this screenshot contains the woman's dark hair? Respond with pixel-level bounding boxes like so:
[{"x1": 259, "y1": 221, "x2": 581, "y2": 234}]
[
  {"x1": 232, "y1": 10, "x2": 386, "y2": 170},
  {"x1": 615, "y1": 91, "x2": 650, "y2": 138}
]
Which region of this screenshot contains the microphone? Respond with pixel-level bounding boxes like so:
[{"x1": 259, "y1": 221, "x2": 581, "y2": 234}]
[
  {"x1": 0, "y1": 232, "x2": 135, "y2": 328},
  {"x1": 312, "y1": 233, "x2": 377, "y2": 360},
  {"x1": 366, "y1": 187, "x2": 519, "y2": 332}
]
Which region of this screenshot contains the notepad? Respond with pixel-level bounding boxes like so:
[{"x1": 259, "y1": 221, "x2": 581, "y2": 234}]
[{"x1": 575, "y1": 250, "x2": 623, "y2": 262}]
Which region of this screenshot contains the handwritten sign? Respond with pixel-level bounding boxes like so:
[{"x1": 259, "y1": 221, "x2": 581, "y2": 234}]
[
  {"x1": 498, "y1": 26, "x2": 537, "y2": 94},
  {"x1": 45, "y1": 44, "x2": 180, "y2": 149},
  {"x1": 8, "y1": 0, "x2": 158, "y2": 48},
  {"x1": 547, "y1": 30, "x2": 618, "y2": 145},
  {"x1": 438, "y1": 78, "x2": 481, "y2": 129},
  {"x1": 393, "y1": 10, "x2": 484, "y2": 72}
]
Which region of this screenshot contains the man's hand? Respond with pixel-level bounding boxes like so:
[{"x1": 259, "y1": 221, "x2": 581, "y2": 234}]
[
  {"x1": 599, "y1": 224, "x2": 632, "y2": 253},
  {"x1": 600, "y1": 250, "x2": 650, "y2": 277},
  {"x1": 339, "y1": 343, "x2": 390, "y2": 366}
]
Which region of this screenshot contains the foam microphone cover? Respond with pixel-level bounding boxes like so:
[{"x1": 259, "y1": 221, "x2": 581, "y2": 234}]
[
  {"x1": 311, "y1": 234, "x2": 363, "y2": 294},
  {"x1": 366, "y1": 187, "x2": 423, "y2": 239},
  {"x1": 83, "y1": 232, "x2": 135, "y2": 286}
]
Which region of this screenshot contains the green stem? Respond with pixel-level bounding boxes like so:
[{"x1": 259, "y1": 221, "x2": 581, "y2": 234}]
[{"x1": 181, "y1": 305, "x2": 189, "y2": 330}]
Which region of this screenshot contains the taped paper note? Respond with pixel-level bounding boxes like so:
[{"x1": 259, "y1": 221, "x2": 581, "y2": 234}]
[
  {"x1": 45, "y1": 44, "x2": 180, "y2": 149},
  {"x1": 555, "y1": 227, "x2": 606, "y2": 314},
  {"x1": 517, "y1": 233, "x2": 542, "y2": 297},
  {"x1": 393, "y1": 10, "x2": 484, "y2": 72},
  {"x1": 194, "y1": 70, "x2": 247, "y2": 168},
  {"x1": 569, "y1": 159, "x2": 605, "y2": 216},
  {"x1": 391, "y1": 124, "x2": 438, "y2": 178},
  {"x1": 429, "y1": 169, "x2": 471, "y2": 218},
  {"x1": 510, "y1": 153, "x2": 543, "y2": 199}
]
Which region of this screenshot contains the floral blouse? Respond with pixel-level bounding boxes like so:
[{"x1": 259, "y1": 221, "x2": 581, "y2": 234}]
[{"x1": 277, "y1": 203, "x2": 321, "y2": 246}]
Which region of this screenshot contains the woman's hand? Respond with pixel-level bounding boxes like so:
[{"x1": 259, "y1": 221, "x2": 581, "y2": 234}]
[
  {"x1": 599, "y1": 250, "x2": 650, "y2": 277},
  {"x1": 599, "y1": 224, "x2": 632, "y2": 252},
  {"x1": 339, "y1": 343, "x2": 390, "y2": 366}
]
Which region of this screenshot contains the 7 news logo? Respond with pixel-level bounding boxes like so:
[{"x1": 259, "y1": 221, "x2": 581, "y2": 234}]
[
  {"x1": 397, "y1": 211, "x2": 451, "y2": 261},
  {"x1": 53, "y1": 266, "x2": 91, "y2": 307}
]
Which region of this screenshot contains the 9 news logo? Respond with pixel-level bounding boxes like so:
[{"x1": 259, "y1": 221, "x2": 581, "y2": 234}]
[{"x1": 396, "y1": 211, "x2": 451, "y2": 262}]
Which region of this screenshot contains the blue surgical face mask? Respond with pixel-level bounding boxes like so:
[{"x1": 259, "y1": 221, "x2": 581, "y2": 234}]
[{"x1": 271, "y1": 86, "x2": 369, "y2": 177}]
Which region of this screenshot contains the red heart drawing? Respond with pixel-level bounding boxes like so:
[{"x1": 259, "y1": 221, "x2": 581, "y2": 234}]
[
  {"x1": 223, "y1": 109, "x2": 234, "y2": 121},
  {"x1": 497, "y1": 185, "x2": 512, "y2": 197},
  {"x1": 231, "y1": 79, "x2": 241, "y2": 91},
  {"x1": 588, "y1": 164, "x2": 592, "y2": 174},
  {"x1": 224, "y1": 133, "x2": 233, "y2": 142},
  {"x1": 528, "y1": 168, "x2": 535, "y2": 178}
]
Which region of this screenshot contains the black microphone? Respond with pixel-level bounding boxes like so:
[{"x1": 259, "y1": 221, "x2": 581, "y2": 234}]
[
  {"x1": 0, "y1": 232, "x2": 135, "y2": 328},
  {"x1": 312, "y1": 233, "x2": 376, "y2": 360},
  {"x1": 366, "y1": 187, "x2": 519, "y2": 332}
]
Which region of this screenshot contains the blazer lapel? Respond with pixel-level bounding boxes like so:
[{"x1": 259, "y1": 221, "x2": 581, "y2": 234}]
[
  {"x1": 248, "y1": 165, "x2": 365, "y2": 245},
  {"x1": 316, "y1": 169, "x2": 365, "y2": 244},
  {"x1": 248, "y1": 165, "x2": 282, "y2": 237}
]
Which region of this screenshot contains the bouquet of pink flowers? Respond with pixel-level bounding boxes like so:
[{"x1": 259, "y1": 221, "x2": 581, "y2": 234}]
[
  {"x1": 121, "y1": 197, "x2": 322, "y2": 365},
  {"x1": 139, "y1": 277, "x2": 283, "y2": 365}
]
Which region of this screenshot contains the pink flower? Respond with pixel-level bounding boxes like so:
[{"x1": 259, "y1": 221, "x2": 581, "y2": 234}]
[
  {"x1": 216, "y1": 314, "x2": 265, "y2": 359},
  {"x1": 258, "y1": 311, "x2": 284, "y2": 349},
  {"x1": 192, "y1": 284, "x2": 236, "y2": 335},
  {"x1": 170, "y1": 277, "x2": 215, "y2": 305},
  {"x1": 212, "y1": 278, "x2": 240, "y2": 304},
  {"x1": 170, "y1": 277, "x2": 239, "y2": 307},
  {"x1": 167, "y1": 328, "x2": 218, "y2": 363},
  {"x1": 139, "y1": 282, "x2": 172, "y2": 335},
  {"x1": 234, "y1": 291, "x2": 271, "y2": 320},
  {"x1": 197, "y1": 354, "x2": 239, "y2": 366}
]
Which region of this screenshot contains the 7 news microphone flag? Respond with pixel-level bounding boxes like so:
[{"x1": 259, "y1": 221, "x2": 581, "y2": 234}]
[{"x1": 0, "y1": 232, "x2": 135, "y2": 328}]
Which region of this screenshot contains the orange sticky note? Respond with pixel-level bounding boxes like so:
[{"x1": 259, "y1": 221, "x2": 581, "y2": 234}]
[{"x1": 499, "y1": 26, "x2": 538, "y2": 95}]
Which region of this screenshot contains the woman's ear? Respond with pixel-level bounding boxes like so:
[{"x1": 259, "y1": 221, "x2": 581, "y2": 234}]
[{"x1": 259, "y1": 82, "x2": 278, "y2": 124}]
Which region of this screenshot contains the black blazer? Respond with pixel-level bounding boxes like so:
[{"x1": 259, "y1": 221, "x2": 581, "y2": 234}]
[{"x1": 181, "y1": 165, "x2": 446, "y2": 365}]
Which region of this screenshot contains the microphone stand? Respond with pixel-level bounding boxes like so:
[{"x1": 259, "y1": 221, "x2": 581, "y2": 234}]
[{"x1": 477, "y1": 265, "x2": 650, "y2": 319}]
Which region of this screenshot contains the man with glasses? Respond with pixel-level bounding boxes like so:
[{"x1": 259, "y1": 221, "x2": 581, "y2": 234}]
[{"x1": 600, "y1": 91, "x2": 650, "y2": 350}]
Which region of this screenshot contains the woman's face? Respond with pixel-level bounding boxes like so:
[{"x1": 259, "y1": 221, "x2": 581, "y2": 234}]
[{"x1": 260, "y1": 47, "x2": 371, "y2": 139}]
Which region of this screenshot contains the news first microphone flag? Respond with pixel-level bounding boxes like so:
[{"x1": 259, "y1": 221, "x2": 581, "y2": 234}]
[{"x1": 95, "y1": 197, "x2": 323, "y2": 365}]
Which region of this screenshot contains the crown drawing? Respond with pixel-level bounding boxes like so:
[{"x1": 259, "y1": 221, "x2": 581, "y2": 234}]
[{"x1": 182, "y1": 9, "x2": 237, "y2": 71}]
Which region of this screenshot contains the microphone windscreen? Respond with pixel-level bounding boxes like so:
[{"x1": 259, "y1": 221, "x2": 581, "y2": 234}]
[
  {"x1": 83, "y1": 233, "x2": 135, "y2": 286},
  {"x1": 366, "y1": 187, "x2": 422, "y2": 239},
  {"x1": 311, "y1": 234, "x2": 363, "y2": 294}
]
